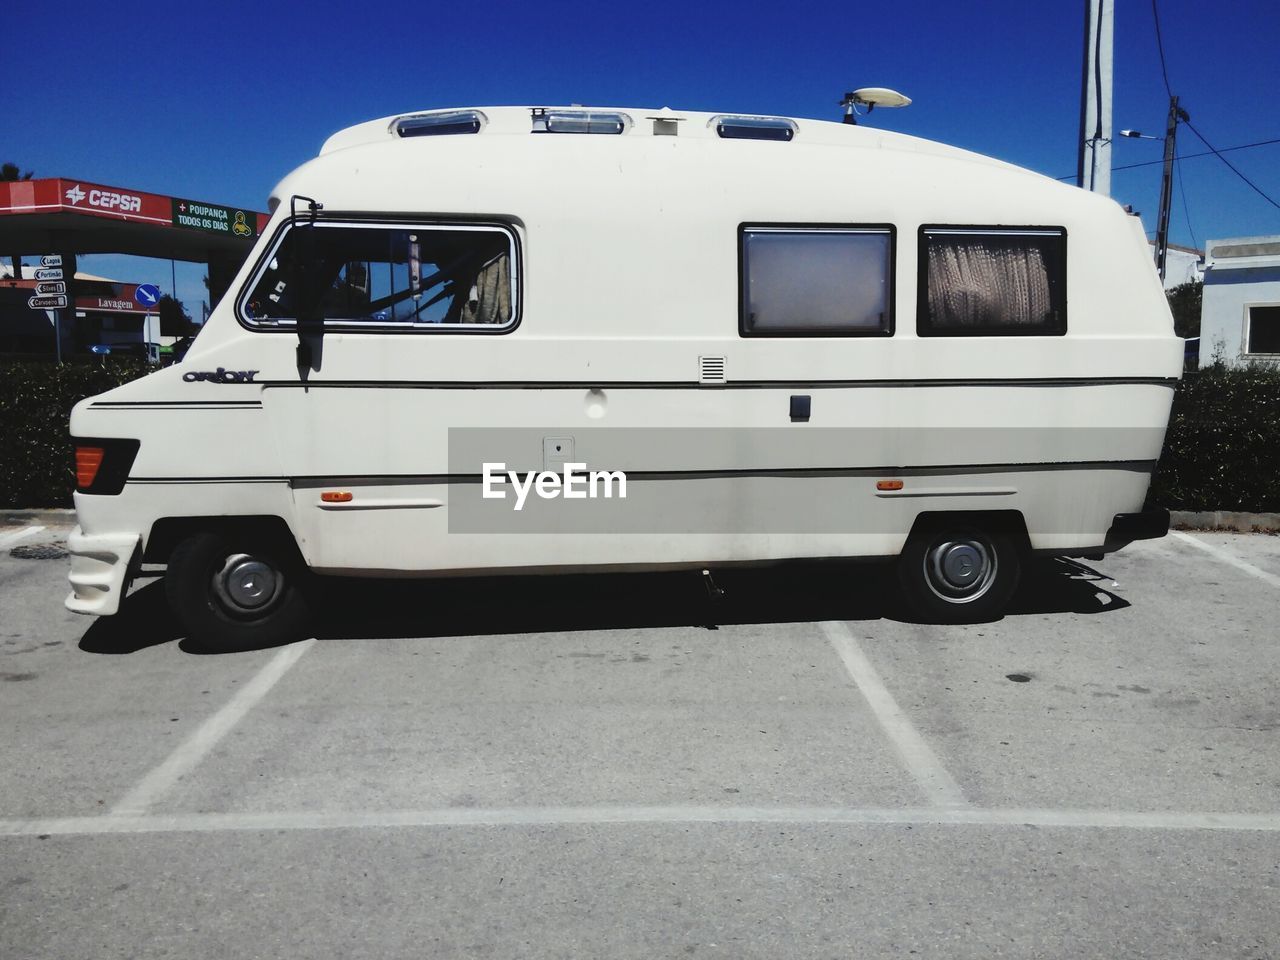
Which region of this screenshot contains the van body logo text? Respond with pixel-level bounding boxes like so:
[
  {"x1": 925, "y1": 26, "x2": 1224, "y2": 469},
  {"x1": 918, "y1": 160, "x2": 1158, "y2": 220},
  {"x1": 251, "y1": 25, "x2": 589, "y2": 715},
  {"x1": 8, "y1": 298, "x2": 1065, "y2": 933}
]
[{"x1": 182, "y1": 367, "x2": 259, "y2": 383}]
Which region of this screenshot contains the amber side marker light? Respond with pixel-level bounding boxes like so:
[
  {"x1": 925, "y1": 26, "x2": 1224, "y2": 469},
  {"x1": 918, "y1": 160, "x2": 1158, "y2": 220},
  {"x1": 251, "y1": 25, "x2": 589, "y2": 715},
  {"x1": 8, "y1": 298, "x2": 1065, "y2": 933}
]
[
  {"x1": 75, "y1": 446, "x2": 105, "y2": 489},
  {"x1": 320, "y1": 491, "x2": 353, "y2": 503},
  {"x1": 876, "y1": 479, "x2": 904, "y2": 492}
]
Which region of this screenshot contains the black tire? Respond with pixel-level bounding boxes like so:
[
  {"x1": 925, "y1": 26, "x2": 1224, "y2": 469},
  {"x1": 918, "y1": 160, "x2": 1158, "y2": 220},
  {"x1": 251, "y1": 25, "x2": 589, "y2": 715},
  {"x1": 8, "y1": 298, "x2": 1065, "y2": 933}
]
[
  {"x1": 897, "y1": 522, "x2": 1022, "y2": 623},
  {"x1": 165, "y1": 530, "x2": 313, "y2": 652}
]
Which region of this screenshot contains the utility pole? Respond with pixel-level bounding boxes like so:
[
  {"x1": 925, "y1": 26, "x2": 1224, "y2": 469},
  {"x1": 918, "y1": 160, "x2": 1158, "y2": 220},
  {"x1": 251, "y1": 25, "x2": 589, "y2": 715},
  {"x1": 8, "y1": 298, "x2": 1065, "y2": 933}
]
[
  {"x1": 1076, "y1": 0, "x2": 1114, "y2": 195},
  {"x1": 1154, "y1": 95, "x2": 1189, "y2": 282},
  {"x1": 56, "y1": 252, "x2": 77, "y2": 365}
]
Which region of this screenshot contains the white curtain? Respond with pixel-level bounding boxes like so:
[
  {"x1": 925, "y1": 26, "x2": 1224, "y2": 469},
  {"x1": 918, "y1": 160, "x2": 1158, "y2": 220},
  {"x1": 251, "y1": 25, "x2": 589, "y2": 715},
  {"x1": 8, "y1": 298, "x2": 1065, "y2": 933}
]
[
  {"x1": 457, "y1": 253, "x2": 511, "y2": 324},
  {"x1": 927, "y1": 240, "x2": 1052, "y2": 327}
]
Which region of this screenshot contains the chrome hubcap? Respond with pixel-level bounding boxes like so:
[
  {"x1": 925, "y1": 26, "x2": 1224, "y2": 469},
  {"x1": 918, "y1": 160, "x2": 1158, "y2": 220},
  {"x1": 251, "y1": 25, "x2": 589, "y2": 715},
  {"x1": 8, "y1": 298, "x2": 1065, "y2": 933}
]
[
  {"x1": 924, "y1": 536, "x2": 996, "y2": 603},
  {"x1": 213, "y1": 553, "x2": 281, "y2": 615}
]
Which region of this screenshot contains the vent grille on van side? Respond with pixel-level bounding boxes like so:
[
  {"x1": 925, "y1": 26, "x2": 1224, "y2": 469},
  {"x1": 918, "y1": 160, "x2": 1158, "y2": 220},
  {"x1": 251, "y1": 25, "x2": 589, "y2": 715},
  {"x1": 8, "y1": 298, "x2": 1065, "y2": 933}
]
[{"x1": 699, "y1": 355, "x2": 726, "y2": 384}]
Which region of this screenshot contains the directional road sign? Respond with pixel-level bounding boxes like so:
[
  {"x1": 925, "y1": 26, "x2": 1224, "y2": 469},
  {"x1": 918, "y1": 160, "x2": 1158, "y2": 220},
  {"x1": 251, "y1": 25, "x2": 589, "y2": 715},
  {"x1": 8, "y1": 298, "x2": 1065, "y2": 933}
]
[
  {"x1": 35, "y1": 267, "x2": 64, "y2": 281},
  {"x1": 135, "y1": 283, "x2": 161, "y2": 307},
  {"x1": 29, "y1": 295, "x2": 69, "y2": 310},
  {"x1": 35, "y1": 281, "x2": 66, "y2": 296},
  {"x1": 40, "y1": 255, "x2": 63, "y2": 267}
]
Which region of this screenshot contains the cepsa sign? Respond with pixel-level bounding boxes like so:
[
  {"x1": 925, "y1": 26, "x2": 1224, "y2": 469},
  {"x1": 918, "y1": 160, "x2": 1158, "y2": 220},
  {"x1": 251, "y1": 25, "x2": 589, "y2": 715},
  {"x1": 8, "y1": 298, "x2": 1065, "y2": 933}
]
[
  {"x1": 56, "y1": 179, "x2": 171, "y2": 225},
  {"x1": 67, "y1": 184, "x2": 142, "y2": 213}
]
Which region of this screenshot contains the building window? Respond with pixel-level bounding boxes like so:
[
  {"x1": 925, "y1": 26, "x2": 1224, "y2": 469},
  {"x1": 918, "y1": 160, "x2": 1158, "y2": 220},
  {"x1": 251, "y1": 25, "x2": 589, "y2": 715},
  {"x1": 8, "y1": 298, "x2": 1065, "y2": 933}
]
[
  {"x1": 1246, "y1": 305, "x2": 1280, "y2": 354},
  {"x1": 740, "y1": 226, "x2": 893, "y2": 336},
  {"x1": 239, "y1": 220, "x2": 518, "y2": 332},
  {"x1": 918, "y1": 227, "x2": 1066, "y2": 336}
]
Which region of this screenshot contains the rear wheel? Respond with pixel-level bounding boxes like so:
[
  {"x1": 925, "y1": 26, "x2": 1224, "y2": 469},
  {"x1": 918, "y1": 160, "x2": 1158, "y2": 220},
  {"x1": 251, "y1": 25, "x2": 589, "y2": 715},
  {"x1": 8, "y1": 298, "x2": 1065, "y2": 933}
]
[
  {"x1": 897, "y1": 522, "x2": 1022, "y2": 623},
  {"x1": 165, "y1": 530, "x2": 313, "y2": 651}
]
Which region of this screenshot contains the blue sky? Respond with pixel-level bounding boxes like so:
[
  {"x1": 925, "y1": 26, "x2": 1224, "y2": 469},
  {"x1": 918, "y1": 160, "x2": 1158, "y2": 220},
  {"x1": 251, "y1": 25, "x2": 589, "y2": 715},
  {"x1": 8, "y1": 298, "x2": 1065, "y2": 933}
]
[{"x1": 3, "y1": 0, "x2": 1277, "y2": 311}]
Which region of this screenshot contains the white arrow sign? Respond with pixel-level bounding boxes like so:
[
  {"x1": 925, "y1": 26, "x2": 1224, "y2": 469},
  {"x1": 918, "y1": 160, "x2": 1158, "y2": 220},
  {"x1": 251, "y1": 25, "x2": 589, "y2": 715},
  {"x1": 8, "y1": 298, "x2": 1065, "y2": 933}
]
[
  {"x1": 40, "y1": 255, "x2": 63, "y2": 267},
  {"x1": 35, "y1": 267, "x2": 64, "y2": 281},
  {"x1": 35, "y1": 281, "x2": 67, "y2": 295},
  {"x1": 29, "y1": 294, "x2": 68, "y2": 310}
]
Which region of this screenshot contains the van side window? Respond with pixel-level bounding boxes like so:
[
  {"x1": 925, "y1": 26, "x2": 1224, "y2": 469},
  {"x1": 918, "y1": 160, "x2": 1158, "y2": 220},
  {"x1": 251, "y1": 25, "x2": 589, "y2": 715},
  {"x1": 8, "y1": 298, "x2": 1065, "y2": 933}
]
[
  {"x1": 740, "y1": 226, "x2": 894, "y2": 337},
  {"x1": 239, "y1": 221, "x2": 517, "y2": 331},
  {"x1": 918, "y1": 227, "x2": 1066, "y2": 336}
]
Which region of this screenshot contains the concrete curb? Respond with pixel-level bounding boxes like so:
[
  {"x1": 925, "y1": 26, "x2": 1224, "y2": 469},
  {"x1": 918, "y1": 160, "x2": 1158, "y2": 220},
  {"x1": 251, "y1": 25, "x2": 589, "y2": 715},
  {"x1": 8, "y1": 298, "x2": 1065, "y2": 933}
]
[
  {"x1": 1170, "y1": 510, "x2": 1280, "y2": 533},
  {"x1": 2, "y1": 508, "x2": 76, "y2": 525},
  {"x1": 4, "y1": 507, "x2": 1277, "y2": 533}
]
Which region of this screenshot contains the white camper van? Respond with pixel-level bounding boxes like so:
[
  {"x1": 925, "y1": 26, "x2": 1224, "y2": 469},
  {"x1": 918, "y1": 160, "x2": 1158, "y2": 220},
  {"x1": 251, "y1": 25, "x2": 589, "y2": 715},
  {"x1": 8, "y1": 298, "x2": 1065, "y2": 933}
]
[{"x1": 66, "y1": 106, "x2": 1181, "y2": 648}]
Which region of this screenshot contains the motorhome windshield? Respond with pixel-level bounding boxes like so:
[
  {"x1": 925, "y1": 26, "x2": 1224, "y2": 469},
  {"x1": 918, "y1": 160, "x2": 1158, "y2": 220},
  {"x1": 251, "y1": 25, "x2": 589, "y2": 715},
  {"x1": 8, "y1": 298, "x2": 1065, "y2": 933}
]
[{"x1": 242, "y1": 221, "x2": 515, "y2": 328}]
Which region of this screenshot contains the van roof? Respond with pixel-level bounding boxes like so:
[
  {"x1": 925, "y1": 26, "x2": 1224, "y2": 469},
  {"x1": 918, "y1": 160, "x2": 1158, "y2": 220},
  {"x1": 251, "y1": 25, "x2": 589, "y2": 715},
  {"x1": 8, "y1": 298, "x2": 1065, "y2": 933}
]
[{"x1": 317, "y1": 105, "x2": 1031, "y2": 177}]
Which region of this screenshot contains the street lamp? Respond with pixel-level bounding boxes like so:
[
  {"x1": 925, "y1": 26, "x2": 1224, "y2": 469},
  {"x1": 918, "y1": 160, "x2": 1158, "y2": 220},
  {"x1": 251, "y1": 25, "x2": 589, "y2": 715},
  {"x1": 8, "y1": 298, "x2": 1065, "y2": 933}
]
[{"x1": 1119, "y1": 99, "x2": 1190, "y2": 281}]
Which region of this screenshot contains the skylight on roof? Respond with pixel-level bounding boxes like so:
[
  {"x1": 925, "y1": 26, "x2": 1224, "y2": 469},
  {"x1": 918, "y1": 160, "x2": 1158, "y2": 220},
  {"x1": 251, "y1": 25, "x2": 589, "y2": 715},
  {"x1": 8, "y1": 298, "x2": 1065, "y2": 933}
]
[
  {"x1": 713, "y1": 115, "x2": 797, "y2": 142},
  {"x1": 393, "y1": 110, "x2": 486, "y2": 138}
]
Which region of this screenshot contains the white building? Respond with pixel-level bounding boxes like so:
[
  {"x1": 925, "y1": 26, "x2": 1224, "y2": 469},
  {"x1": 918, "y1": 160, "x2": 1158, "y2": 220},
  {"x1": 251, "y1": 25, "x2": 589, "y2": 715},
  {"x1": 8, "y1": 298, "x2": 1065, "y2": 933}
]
[
  {"x1": 1198, "y1": 235, "x2": 1280, "y2": 366},
  {"x1": 1147, "y1": 241, "x2": 1203, "y2": 289}
]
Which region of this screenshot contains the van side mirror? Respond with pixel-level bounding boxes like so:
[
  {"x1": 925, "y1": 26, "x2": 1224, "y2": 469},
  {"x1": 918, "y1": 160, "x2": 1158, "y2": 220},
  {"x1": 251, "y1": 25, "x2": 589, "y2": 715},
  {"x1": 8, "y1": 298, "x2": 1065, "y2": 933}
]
[{"x1": 290, "y1": 195, "x2": 325, "y2": 372}]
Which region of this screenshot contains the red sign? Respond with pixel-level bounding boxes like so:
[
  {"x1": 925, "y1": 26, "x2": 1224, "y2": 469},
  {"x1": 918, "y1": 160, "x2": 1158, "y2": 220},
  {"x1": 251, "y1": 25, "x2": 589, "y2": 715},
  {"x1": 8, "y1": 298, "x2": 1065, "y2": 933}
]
[
  {"x1": 75, "y1": 285, "x2": 157, "y2": 314},
  {"x1": 0, "y1": 178, "x2": 269, "y2": 233},
  {"x1": 1, "y1": 178, "x2": 171, "y2": 226}
]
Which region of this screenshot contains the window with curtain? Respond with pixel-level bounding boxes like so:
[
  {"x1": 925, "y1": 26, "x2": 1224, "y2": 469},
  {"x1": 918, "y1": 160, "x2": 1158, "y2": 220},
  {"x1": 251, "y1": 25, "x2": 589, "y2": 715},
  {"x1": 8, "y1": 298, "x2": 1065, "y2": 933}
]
[{"x1": 918, "y1": 228, "x2": 1066, "y2": 336}]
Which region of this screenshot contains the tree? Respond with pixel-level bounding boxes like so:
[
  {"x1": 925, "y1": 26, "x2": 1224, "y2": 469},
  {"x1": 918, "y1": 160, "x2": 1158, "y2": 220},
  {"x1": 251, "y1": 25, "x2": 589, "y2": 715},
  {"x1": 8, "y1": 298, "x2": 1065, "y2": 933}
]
[
  {"x1": 2, "y1": 162, "x2": 34, "y2": 281},
  {"x1": 157, "y1": 294, "x2": 194, "y2": 336},
  {"x1": 1166, "y1": 280, "x2": 1202, "y2": 339}
]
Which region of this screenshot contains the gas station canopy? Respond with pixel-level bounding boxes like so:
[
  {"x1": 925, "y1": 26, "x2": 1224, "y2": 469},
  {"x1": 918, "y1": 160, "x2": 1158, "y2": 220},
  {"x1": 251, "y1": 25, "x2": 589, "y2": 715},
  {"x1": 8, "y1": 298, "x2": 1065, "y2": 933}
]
[
  {"x1": 0, "y1": 178, "x2": 270, "y2": 262},
  {"x1": 1, "y1": 178, "x2": 272, "y2": 358}
]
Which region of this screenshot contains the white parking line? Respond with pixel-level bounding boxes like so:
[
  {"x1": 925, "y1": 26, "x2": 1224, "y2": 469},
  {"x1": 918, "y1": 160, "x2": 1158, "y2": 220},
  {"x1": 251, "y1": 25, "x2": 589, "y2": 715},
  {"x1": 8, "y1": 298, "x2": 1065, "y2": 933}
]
[
  {"x1": 820, "y1": 620, "x2": 968, "y2": 809},
  {"x1": 1170, "y1": 531, "x2": 1280, "y2": 589},
  {"x1": 110, "y1": 639, "x2": 316, "y2": 817},
  {"x1": 0, "y1": 526, "x2": 45, "y2": 550},
  {"x1": 4, "y1": 805, "x2": 1280, "y2": 838}
]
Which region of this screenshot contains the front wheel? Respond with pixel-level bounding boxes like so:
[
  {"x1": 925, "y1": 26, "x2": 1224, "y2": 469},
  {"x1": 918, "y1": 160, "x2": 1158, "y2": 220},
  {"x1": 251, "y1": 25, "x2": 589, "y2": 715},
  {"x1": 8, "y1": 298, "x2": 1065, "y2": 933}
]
[
  {"x1": 897, "y1": 523, "x2": 1022, "y2": 623},
  {"x1": 165, "y1": 531, "x2": 313, "y2": 651}
]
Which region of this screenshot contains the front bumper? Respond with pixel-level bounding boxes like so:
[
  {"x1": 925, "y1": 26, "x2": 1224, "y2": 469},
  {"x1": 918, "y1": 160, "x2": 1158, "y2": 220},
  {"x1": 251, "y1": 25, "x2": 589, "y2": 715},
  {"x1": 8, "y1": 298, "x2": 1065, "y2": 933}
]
[
  {"x1": 1104, "y1": 508, "x2": 1170, "y2": 550},
  {"x1": 65, "y1": 526, "x2": 141, "y2": 616}
]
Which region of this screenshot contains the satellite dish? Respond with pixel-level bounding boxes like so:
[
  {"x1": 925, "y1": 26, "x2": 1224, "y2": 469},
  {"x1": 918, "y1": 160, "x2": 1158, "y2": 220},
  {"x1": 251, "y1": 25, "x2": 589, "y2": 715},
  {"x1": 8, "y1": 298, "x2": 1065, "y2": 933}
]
[
  {"x1": 850, "y1": 87, "x2": 912, "y2": 108},
  {"x1": 839, "y1": 87, "x2": 912, "y2": 124}
]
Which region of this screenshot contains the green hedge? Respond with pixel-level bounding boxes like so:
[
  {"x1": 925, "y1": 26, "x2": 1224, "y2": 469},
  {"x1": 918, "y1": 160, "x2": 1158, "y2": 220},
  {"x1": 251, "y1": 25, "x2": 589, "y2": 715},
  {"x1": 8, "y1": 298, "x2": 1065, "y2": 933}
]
[
  {"x1": 1, "y1": 358, "x2": 154, "y2": 508},
  {"x1": 3, "y1": 357, "x2": 1279, "y2": 512},
  {"x1": 1148, "y1": 362, "x2": 1280, "y2": 513}
]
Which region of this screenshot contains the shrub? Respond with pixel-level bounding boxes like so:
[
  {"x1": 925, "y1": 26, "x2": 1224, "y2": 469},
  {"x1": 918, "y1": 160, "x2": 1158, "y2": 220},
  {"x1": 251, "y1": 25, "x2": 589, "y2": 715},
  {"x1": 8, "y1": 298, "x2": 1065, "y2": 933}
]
[
  {"x1": 1165, "y1": 280, "x2": 1202, "y2": 339},
  {"x1": 0, "y1": 358, "x2": 154, "y2": 508},
  {"x1": 2, "y1": 357, "x2": 1278, "y2": 514},
  {"x1": 1148, "y1": 362, "x2": 1280, "y2": 512}
]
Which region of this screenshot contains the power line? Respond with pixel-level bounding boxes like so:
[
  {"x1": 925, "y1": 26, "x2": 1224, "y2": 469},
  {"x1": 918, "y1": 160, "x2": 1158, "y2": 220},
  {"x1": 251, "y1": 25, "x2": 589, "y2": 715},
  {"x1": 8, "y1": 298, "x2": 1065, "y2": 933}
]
[
  {"x1": 1151, "y1": 0, "x2": 1174, "y2": 97},
  {"x1": 1054, "y1": 137, "x2": 1280, "y2": 181},
  {"x1": 1147, "y1": 0, "x2": 1279, "y2": 211},
  {"x1": 1183, "y1": 120, "x2": 1280, "y2": 212},
  {"x1": 1175, "y1": 156, "x2": 1198, "y2": 250}
]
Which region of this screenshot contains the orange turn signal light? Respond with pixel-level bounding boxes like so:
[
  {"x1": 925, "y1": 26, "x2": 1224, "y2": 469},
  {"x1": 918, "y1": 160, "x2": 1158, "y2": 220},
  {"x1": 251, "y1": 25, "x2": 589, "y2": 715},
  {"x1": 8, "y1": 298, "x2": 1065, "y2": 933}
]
[
  {"x1": 75, "y1": 446, "x2": 105, "y2": 489},
  {"x1": 320, "y1": 491, "x2": 353, "y2": 503},
  {"x1": 876, "y1": 479, "x2": 904, "y2": 492}
]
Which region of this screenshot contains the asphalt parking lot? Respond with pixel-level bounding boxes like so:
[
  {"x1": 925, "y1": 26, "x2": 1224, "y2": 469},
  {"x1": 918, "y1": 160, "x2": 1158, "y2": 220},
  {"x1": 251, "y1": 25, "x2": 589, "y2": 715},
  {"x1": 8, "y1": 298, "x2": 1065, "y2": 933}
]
[{"x1": 2, "y1": 520, "x2": 1278, "y2": 959}]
